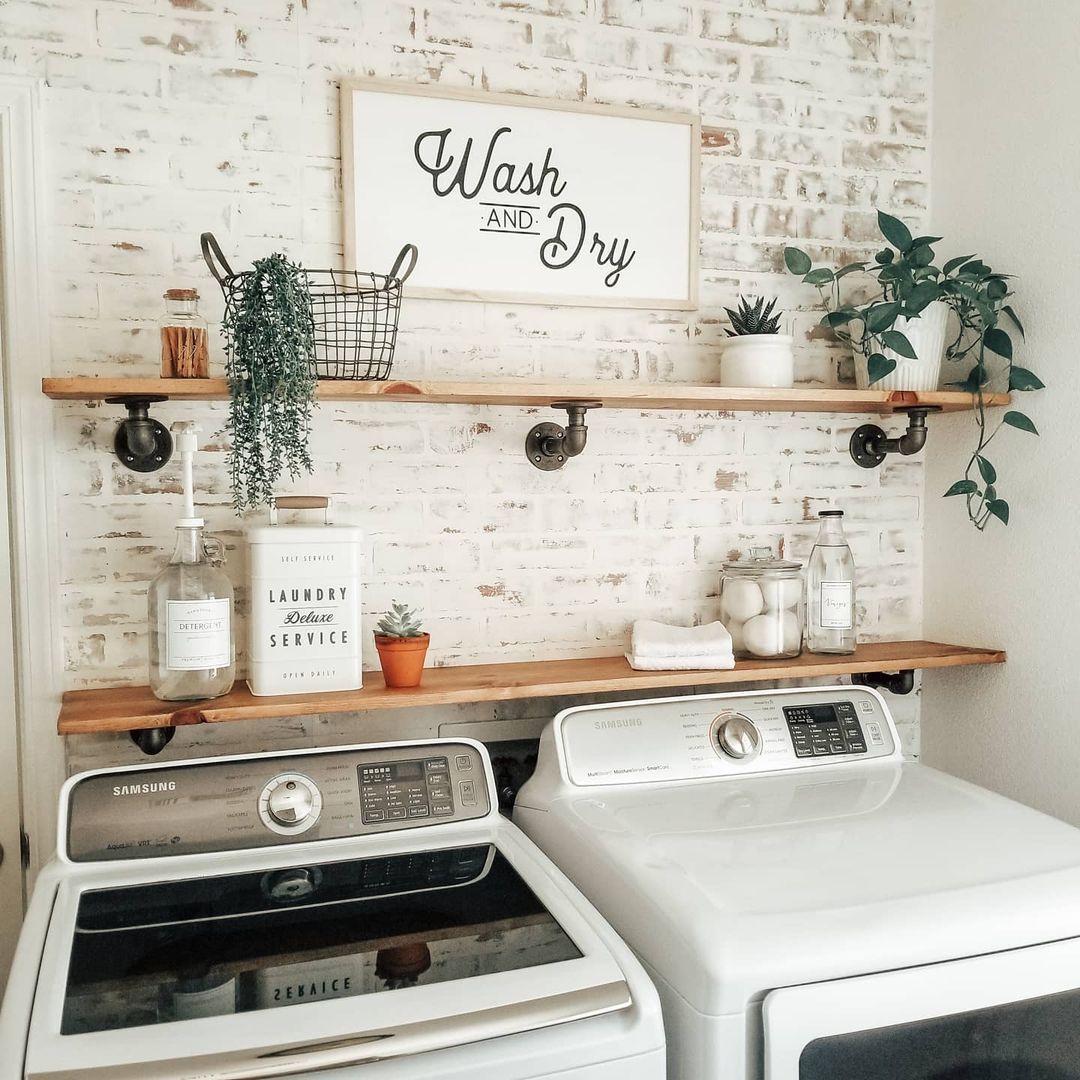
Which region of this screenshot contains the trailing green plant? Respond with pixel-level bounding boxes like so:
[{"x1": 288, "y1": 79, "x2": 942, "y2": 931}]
[
  {"x1": 376, "y1": 601, "x2": 426, "y2": 639},
  {"x1": 725, "y1": 295, "x2": 783, "y2": 337},
  {"x1": 784, "y1": 210, "x2": 1044, "y2": 530},
  {"x1": 222, "y1": 252, "x2": 317, "y2": 513}
]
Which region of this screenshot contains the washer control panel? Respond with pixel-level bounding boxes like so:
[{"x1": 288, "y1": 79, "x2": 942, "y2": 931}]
[
  {"x1": 65, "y1": 741, "x2": 491, "y2": 862},
  {"x1": 558, "y1": 686, "x2": 899, "y2": 787}
]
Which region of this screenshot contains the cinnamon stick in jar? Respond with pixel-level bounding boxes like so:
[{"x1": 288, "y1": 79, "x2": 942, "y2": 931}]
[{"x1": 161, "y1": 288, "x2": 210, "y2": 378}]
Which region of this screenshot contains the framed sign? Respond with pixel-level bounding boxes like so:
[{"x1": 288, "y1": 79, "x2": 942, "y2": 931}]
[{"x1": 341, "y1": 80, "x2": 699, "y2": 309}]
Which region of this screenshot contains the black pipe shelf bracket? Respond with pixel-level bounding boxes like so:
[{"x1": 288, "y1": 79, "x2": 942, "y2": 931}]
[
  {"x1": 849, "y1": 405, "x2": 941, "y2": 470},
  {"x1": 106, "y1": 395, "x2": 174, "y2": 473},
  {"x1": 525, "y1": 400, "x2": 603, "y2": 471},
  {"x1": 852, "y1": 670, "x2": 916, "y2": 696},
  {"x1": 130, "y1": 726, "x2": 176, "y2": 755}
]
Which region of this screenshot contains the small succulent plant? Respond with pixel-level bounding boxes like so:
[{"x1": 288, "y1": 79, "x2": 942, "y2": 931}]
[
  {"x1": 724, "y1": 295, "x2": 783, "y2": 337},
  {"x1": 376, "y1": 601, "x2": 426, "y2": 639}
]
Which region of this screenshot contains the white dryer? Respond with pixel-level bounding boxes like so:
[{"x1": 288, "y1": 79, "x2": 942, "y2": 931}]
[
  {"x1": 514, "y1": 685, "x2": 1080, "y2": 1080},
  {"x1": 0, "y1": 738, "x2": 665, "y2": 1080}
]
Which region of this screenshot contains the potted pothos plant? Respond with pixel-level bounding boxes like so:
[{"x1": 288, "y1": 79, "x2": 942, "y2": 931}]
[
  {"x1": 784, "y1": 210, "x2": 1044, "y2": 530},
  {"x1": 220, "y1": 253, "x2": 318, "y2": 513},
  {"x1": 720, "y1": 295, "x2": 794, "y2": 389},
  {"x1": 374, "y1": 602, "x2": 430, "y2": 689}
]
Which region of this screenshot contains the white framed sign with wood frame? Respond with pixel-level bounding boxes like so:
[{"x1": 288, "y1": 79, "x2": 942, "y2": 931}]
[{"x1": 341, "y1": 79, "x2": 700, "y2": 310}]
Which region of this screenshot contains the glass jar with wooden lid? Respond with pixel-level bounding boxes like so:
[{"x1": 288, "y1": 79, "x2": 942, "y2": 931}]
[{"x1": 160, "y1": 288, "x2": 209, "y2": 378}]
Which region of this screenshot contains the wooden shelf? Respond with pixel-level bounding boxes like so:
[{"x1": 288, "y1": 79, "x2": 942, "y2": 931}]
[
  {"x1": 57, "y1": 641, "x2": 1005, "y2": 736},
  {"x1": 41, "y1": 377, "x2": 1007, "y2": 415}
]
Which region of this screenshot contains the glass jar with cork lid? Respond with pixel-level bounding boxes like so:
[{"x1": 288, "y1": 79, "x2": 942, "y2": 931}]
[{"x1": 160, "y1": 288, "x2": 209, "y2": 378}]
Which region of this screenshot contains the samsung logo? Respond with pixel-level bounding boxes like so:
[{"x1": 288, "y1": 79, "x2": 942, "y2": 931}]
[
  {"x1": 112, "y1": 781, "x2": 177, "y2": 796},
  {"x1": 593, "y1": 718, "x2": 642, "y2": 730}
]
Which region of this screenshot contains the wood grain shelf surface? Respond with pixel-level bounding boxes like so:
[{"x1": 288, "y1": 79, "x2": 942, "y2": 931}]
[
  {"x1": 41, "y1": 377, "x2": 1007, "y2": 414},
  {"x1": 57, "y1": 641, "x2": 1006, "y2": 735}
]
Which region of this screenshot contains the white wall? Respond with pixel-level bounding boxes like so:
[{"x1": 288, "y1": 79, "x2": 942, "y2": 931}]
[
  {"x1": 0, "y1": 0, "x2": 934, "y2": 772},
  {"x1": 925, "y1": 0, "x2": 1080, "y2": 821}
]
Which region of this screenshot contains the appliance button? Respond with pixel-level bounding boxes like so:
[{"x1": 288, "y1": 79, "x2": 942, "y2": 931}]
[
  {"x1": 364, "y1": 810, "x2": 386, "y2": 823},
  {"x1": 859, "y1": 700, "x2": 875, "y2": 713},
  {"x1": 459, "y1": 780, "x2": 477, "y2": 806},
  {"x1": 433, "y1": 804, "x2": 454, "y2": 816},
  {"x1": 408, "y1": 806, "x2": 430, "y2": 818},
  {"x1": 867, "y1": 722, "x2": 885, "y2": 745},
  {"x1": 455, "y1": 754, "x2": 473, "y2": 771},
  {"x1": 847, "y1": 742, "x2": 868, "y2": 754},
  {"x1": 387, "y1": 807, "x2": 407, "y2": 820},
  {"x1": 794, "y1": 745, "x2": 815, "y2": 758}
]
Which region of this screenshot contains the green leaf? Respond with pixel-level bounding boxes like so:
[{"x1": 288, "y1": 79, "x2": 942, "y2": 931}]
[
  {"x1": 909, "y1": 244, "x2": 934, "y2": 267},
  {"x1": 942, "y1": 253, "x2": 975, "y2": 276},
  {"x1": 944, "y1": 479, "x2": 978, "y2": 497},
  {"x1": 803, "y1": 267, "x2": 835, "y2": 285},
  {"x1": 1009, "y1": 366, "x2": 1045, "y2": 391},
  {"x1": 983, "y1": 327, "x2": 1013, "y2": 359},
  {"x1": 947, "y1": 363, "x2": 987, "y2": 393},
  {"x1": 784, "y1": 247, "x2": 812, "y2": 275},
  {"x1": 986, "y1": 278, "x2": 1008, "y2": 301},
  {"x1": 1003, "y1": 410, "x2": 1039, "y2": 435},
  {"x1": 834, "y1": 262, "x2": 867, "y2": 279},
  {"x1": 905, "y1": 281, "x2": 940, "y2": 314},
  {"x1": 909, "y1": 235, "x2": 944, "y2": 247},
  {"x1": 824, "y1": 309, "x2": 859, "y2": 328},
  {"x1": 976, "y1": 456, "x2": 997, "y2": 485},
  {"x1": 864, "y1": 301, "x2": 902, "y2": 334},
  {"x1": 987, "y1": 499, "x2": 1010, "y2": 526},
  {"x1": 866, "y1": 352, "x2": 897, "y2": 383},
  {"x1": 960, "y1": 259, "x2": 989, "y2": 279},
  {"x1": 1002, "y1": 304, "x2": 1026, "y2": 339},
  {"x1": 880, "y1": 329, "x2": 918, "y2": 359},
  {"x1": 875, "y1": 247, "x2": 894, "y2": 265},
  {"x1": 877, "y1": 210, "x2": 913, "y2": 252},
  {"x1": 984, "y1": 484, "x2": 997, "y2": 503}
]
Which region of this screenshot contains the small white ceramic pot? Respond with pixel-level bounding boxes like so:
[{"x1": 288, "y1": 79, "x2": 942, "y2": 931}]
[
  {"x1": 720, "y1": 334, "x2": 795, "y2": 389},
  {"x1": 853, "y1": 300, "x2": 949, "y2": 391}
]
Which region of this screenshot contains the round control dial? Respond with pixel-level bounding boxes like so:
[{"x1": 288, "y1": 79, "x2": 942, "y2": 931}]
[
  {"x1": 258, "y1": 773, "x2": 322, "y2": 836},
  {"x1": 714, "y1": 713, "x2": 762, "y2": 762}
]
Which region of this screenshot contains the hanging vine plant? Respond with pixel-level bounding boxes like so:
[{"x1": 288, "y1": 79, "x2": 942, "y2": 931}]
[
  {"x1": 220, "y1": 253, "x2": 317, "y2": 513},
  {"x1": 785, "y1": 211, "x2": 1045, "y2": 530}
]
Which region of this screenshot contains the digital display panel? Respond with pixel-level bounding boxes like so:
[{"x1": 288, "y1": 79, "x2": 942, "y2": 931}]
[{"x1": 785, "y1": 704, "x2": 839, "y2": 724}]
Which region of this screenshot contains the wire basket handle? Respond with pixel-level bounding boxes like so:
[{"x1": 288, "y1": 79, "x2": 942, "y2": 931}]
[
  {"x1": 200, "y1": 232, "x2": 235, "y2": 284},
  {"x1": 387, "y1": 244, "x2": 418, "y2": 284}
]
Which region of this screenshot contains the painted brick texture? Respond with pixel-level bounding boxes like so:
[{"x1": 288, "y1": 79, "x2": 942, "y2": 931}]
[{"x1": 0, "y1": 0, "x2": 932, "y2": 768}]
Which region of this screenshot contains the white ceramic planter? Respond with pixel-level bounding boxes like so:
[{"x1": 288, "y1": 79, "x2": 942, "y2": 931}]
[
  {"x1": 853, "y1": 300, "x2": 949, "y2": 391},
  {"x1": 720, "y1": 334, "x2": 795, "y2": 389}
]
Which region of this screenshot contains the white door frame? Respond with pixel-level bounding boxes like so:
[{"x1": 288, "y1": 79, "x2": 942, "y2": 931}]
[{"x1": 0, "y1": 76, "x2": 64, "y2": 895}]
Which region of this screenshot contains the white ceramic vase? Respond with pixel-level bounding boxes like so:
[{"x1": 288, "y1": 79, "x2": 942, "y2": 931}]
[
  {"x1": 853, "y1": 300, "x2": 949, "y2": 391},
  {"x1": 720, "y1": 334, "x2": 795, "y2": 389}
]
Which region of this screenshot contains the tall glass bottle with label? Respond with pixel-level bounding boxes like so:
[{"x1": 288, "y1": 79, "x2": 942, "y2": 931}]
[
  {"x1": 149, "y1": 524, "x2": 235, "y2": 700},
  {"x1": 806, "y1": 509, "x2": 856, "y2": 654}
]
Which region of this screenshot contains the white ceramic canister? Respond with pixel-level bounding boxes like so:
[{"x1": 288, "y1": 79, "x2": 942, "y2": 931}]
[
  {"x1": 719, "y1": 334, "x2": 795, "y2": 389},
  {"x1": 247, "y1": 496, "x2": 362, "y2": 696}
]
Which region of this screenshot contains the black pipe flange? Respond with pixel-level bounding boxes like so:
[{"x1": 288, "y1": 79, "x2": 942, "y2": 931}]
[
  {"x1": 849, "y1": 406, "x2": 940, "y2": 470},
  {"x1": 106, "y1": 395, "x2": 173, "y2": 473},
  {"x1": 525, "y1": 400, "x2": 603, "y2": 471}
]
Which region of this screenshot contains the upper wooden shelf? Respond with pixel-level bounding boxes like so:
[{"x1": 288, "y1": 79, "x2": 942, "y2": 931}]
[
  {"x1": 57, "y1": 641, "x2": 1005, "y2": 736},
  {"x1": 41, "y1": 377, "x2": 1007, "y2": 414}
]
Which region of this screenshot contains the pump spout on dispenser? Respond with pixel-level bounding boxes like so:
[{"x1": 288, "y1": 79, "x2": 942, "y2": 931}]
[{"x1": 171, "y1": 421, "x2": 202, "y2": 524}]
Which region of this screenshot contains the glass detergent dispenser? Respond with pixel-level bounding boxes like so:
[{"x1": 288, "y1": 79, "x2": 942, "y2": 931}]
[{"x1": 720, "y1": 545, "x2": 804, "y2": 660}]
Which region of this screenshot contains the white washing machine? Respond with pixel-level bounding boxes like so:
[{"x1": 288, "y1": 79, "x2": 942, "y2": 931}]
[
  {"x1": 514, "y1": 685, "x2": 1080, "y2": 1080},
  {"x1": 0, "y1": 738, "x2": 665, "y2": 1080}
]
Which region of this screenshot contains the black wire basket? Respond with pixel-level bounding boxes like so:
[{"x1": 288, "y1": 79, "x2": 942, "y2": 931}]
[{"x1": 200, "y1": 233, "x2": 419, "y2": 381}]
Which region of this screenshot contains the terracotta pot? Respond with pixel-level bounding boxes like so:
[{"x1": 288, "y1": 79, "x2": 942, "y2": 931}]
[{"x1": 374, "y1": 633, "x2": 430, "y2": 688}]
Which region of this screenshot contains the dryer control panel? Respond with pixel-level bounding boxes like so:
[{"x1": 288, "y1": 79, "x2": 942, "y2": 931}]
[
  {"x1": 65, "y1": 740, "x2": 493, "y2": 862},
  {"x1": 556, "y1": 686, "x2": 899, "y2": 787}
]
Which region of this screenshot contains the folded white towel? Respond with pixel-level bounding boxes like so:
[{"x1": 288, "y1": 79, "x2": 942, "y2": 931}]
[
  {"x1": 630, "y1": 619, "x2": 734, "y2": 659},
  {"x1": 625, "y1": 652, "x2": 736, "y2": 671}
]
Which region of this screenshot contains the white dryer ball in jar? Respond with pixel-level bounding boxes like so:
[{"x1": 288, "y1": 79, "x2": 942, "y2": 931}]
[
  {"x1": 760, "y1": 576, "x2": 802, "y2": 613},
  {"x1": 743, "y1": 611, "x2": 801, "y2": 658},
  {"x1": 721, "y1": 580, "x2": 765, "y2": 623},
  {"x1": 726, "y1": 619, "x2": 746, "y2": 654}
]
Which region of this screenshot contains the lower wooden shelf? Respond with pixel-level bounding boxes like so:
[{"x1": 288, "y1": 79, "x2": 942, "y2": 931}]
[{"x1": 57, "y1": 641, "x2": 1005, "y2": 736}]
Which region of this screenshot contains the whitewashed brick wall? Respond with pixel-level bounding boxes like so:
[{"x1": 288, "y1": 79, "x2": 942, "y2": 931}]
[{"x1": 0, "y1": 0, "x2": 932, "y2": 770}]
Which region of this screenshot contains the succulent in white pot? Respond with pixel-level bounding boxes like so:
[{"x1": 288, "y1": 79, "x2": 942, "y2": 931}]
[{"x1": 719, "y1": 296, "x2": 794, "y2": 389}]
